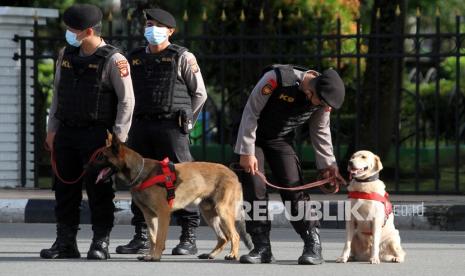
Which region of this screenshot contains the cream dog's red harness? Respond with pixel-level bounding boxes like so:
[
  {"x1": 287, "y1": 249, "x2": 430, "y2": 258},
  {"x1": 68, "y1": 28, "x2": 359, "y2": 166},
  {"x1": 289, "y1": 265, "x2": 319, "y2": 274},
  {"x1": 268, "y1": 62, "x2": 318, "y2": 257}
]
[
  {"x1": 132, "y1": 158, "x2": 177, "y2": 208},
  {"x1": 348, "y1": 191, "x2": 393, "y2": 227}
]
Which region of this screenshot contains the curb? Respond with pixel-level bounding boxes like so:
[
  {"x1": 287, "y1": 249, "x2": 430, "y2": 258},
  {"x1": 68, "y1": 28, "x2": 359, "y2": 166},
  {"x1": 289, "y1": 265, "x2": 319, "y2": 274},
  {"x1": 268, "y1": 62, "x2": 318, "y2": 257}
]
[{"x1": 1, "y1": 198, "x2": 464, "y2": 230}]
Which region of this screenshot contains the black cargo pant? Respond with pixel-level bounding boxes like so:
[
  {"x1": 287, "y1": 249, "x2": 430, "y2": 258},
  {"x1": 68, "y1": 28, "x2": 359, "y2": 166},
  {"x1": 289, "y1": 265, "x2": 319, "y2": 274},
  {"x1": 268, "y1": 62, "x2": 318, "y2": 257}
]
[
  {"x1": 53, "y1": 125, "x2": 115, "y2": 230},
  {"x1": 239, "y1": 137, "x2": 319, "y2": 237},
  {"x1": 127, "y1": 118, "x2": 200, "y2": 228}
]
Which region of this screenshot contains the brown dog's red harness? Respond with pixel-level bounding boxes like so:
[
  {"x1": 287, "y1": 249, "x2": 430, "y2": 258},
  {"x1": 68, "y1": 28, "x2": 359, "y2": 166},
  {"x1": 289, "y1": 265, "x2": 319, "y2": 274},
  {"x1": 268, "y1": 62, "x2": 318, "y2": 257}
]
[
  {"x1": 132, "y1": 158, "x2": 177, "y2": 208},
  {"x1": 348, "y1": 191, "x2": 393, "y2": 227}
]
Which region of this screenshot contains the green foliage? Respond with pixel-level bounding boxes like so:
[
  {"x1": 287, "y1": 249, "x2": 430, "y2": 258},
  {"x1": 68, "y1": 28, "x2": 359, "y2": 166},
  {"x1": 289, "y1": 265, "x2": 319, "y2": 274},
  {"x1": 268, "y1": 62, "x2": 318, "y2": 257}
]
[
  {"x1": 401, "y1": 56, "x2": 465, "y2": 143},
  {"x1": 38, "y1": 59, "x2": 55, "y2": 106},
  {"x1": 406, "y1": 0, "x2": 465, "y2": 32}
]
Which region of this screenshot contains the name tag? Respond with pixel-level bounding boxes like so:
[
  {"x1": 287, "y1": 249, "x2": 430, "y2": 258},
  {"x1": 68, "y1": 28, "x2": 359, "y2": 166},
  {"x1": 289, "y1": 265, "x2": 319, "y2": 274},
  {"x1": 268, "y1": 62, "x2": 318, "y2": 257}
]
[
  {"x1": 132, "y1": 58, "x2": 142, "y2": 66},
  {"x1": 61, "y1": 60, "x2": 72, "y2": 69},
  {"x1": 279, "y1": 93, "x2": 295, "y2": 103}
]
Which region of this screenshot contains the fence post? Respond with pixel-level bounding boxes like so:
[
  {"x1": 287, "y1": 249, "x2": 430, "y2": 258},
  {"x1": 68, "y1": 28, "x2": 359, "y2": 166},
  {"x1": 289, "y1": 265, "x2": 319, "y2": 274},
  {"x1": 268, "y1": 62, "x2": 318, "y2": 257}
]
[
  {"x1": 394, "y1": 4, "x2": 403, "y2": 192},
  {"x1": 220, "y1": 9, "x2": 226, "y2": 163},
  {"x1": 183, "y1": 10, "x2": 190, "y2": 48},
  {"x1": 355, "y1": 17, "x2": 361, "y2": 151},
  {"x1": 374, "y1": 8, "x2": 381, "y2": 154},
  {"x1": 239, "y1": 9, "x2": 246, "y2": 108},
  {"x1": 259, "y1": 8, "x2": 264, "y2": 69},
  {"x1": 20, "y1": 37, "x2": 27, "y2": 187},
  {"x1": 316, "y1": 10, "x2": 322, "y2": 71},
  {"x1": 108, "y1": 11, "x2": 113, "y2": 45},
  {"x1": 335, "y1": 13, "x2": 342, "y2": 162},
  {"x1": 32, "y1": 11, "x2": 39, "y2": 187},
  {"x1": 454, "y1": 13, "x2": 461, "y2": 192},
  {"x1": 277, "y1": 9, "x2": 283, "y2": 63},
  {"x1": 414, "y1": 7, "x2": 421, "y2": 192},
  {"x1": 295, "y1": 8, "x2": 304, "y2": 160},
  {"x1": 126, "y1": 11, "x2": 133, "y2": 52},
  {"x1": 201, "y1": 8, "x2": 208, "y2": 160},
  {"x1": 434, "y1": 7, "x2": 441, "y2": 192}
]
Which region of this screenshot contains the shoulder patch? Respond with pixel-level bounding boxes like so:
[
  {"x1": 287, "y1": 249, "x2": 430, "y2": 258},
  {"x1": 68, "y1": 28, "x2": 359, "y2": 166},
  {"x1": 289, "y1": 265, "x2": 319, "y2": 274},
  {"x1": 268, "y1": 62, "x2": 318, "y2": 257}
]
[
  {"x1": 116, "y1": 59, "x2": 129, "y2": 78},
  {"x1": 261, "y1": 84, "x2": 273, "y2": 95},
  {"x1": 261, "y1": 78, "x2": 278, "y2": 96},
  {"x1": 188, "y1": 58, "x2": 199, "y2": 74}
]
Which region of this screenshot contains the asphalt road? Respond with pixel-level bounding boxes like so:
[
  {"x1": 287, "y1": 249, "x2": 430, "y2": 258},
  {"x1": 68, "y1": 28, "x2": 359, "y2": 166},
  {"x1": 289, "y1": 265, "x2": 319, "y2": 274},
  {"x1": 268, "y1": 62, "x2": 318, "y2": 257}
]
[{"x1": 0, "y1": 224, "x2": 464, "y2": 276}]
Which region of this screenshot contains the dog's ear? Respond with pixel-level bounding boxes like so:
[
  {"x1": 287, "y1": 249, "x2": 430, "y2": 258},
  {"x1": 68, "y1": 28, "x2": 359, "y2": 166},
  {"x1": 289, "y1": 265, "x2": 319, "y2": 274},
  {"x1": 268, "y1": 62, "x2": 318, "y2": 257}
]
[
  {"x1": 106, "y1": 130, "x2": 122, "y2": 155},
  {"x1": 373, "y1": 154, "x2": 383, "y2": 172},
  {"x1": 105, "y1": 130, "x2": 113, "y2": 148}
]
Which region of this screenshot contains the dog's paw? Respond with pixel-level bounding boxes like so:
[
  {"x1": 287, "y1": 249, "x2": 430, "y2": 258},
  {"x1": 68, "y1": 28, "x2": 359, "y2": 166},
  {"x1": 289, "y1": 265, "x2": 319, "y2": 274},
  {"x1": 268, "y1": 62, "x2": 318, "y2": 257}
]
[
  {"x1": 369, "y1": 257, "x2": 380, "y2": 264},
  {"x1": 224, "y1": 254, "x2": 238, "y2": 261},
  {"x1": 391, "y1": 257, "x2": 404, "y2": 263},
  {"x1": 198, "y1": 253, "x2": 214, "y2": 259},
  {"x1": 336, "y1": 256, "x2": 349, "y2": 263},
  {"x1": 137, "y1": 255, "x2": 160, "y2": 262}
]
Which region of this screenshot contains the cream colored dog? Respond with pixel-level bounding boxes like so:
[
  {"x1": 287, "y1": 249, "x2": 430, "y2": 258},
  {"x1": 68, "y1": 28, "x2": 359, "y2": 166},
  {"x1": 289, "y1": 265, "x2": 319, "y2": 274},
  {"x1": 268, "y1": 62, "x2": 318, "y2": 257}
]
[{"x1": 336, "y1": 150, "x2": 405, "y2": 264}]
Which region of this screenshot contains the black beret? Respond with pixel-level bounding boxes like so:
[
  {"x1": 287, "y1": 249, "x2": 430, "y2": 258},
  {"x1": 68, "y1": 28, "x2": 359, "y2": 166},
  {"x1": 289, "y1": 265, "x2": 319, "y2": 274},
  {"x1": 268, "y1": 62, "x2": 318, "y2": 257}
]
[
  {"x1": 63, "y1": 4, "x2": 102, "y2": 30},
  {"x1": 145, "y1": 8, "x2": 176, "y2": 28},
  {"x1": 314, "y1": 69, "x2": 345, "y2": 109}
]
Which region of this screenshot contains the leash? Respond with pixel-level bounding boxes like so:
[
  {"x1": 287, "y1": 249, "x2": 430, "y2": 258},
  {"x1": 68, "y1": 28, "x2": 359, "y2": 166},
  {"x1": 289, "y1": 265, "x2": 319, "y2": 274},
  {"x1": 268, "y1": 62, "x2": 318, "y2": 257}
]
[
  {"x1": 45, "y1": 142, "x2": 107, "y2": 185},
  {"x1": 229, "y1": 163, "x2": 341, "y2": 194}
]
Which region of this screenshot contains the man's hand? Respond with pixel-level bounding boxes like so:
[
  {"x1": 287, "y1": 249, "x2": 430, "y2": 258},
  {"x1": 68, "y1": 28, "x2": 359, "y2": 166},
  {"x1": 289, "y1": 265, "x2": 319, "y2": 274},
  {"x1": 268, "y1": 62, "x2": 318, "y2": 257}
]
[
  {"x1": 319, "y1": 165, "x2": 347, "y2": 186},
  {"x1": 239, "y1": 155, "x2": 258, "y2": 175},
  {"x1": 45, "y1": 132, "x2": 56, "y2": 151}
]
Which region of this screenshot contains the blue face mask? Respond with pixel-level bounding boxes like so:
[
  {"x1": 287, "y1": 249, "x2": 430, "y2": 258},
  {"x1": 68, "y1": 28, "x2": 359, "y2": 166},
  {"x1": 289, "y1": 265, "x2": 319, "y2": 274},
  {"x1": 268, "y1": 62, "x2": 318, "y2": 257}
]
[
  {"x1": 65, "y1": 30, "x2": 82, "y2": 47},
  {"x1": 144, "y1": 26, "x2": 168, "y2": 45}
]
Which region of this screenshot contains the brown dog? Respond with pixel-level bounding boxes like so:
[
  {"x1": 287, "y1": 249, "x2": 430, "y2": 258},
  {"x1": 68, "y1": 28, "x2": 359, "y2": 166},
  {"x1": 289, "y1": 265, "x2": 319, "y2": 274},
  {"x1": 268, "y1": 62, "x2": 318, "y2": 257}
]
[
  {"x1": 336, "y1": 150, "x2": 406, "y2": 264},
  {"x1": 93, "y1": 132, "x2": 252, "y2": 261}
]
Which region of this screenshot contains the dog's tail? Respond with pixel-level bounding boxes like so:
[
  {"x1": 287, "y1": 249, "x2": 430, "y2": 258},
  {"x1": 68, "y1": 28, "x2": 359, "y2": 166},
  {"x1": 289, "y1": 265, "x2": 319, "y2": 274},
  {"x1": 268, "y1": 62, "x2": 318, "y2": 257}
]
[{"x1": 236, "y1": 200, "x2": 253, "y2": 250}]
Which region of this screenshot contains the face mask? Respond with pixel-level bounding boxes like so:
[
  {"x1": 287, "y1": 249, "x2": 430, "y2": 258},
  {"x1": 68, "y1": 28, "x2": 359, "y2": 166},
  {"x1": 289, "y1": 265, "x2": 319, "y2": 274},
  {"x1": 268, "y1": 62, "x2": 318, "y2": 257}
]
[
  {"x1": 65, "y1": 30, "x2": 82, "y2": 47},
  {"x1": 144, "y1": 26, "x2": 168, "y2": 45}
]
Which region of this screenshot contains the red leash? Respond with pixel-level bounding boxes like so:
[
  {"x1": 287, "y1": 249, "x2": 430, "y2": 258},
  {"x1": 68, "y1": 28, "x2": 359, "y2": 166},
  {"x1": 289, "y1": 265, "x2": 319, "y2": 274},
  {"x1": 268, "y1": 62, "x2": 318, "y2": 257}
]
[
  {"x1": 229, "y1": 163, "x2": 341, "y2": 194},
  {"x1": 45, "y1": 143, "x2": 107, "y2": 185}
]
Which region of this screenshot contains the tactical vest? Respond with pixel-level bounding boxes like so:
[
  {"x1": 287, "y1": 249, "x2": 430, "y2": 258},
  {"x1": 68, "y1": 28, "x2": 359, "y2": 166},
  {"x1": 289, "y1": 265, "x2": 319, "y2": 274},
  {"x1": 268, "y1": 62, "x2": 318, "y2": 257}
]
[
  {"x1": 256, "y1": 64, "x2": 321, "y2": 139},
  {"x1": 128, "y1": 44, "x2": 193, "y2": 118},
  {"x1": 55, "y1": 44, "x2": 120, "y2": 127}
]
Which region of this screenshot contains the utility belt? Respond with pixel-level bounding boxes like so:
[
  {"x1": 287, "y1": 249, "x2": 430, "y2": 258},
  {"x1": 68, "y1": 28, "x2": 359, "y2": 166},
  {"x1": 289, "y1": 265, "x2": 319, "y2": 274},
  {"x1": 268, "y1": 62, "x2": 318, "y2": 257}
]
[
  {"x1": 60, "y1": 120, "x2": 112, "y2": 129},
  {"x1": 135, "y1": 110, "x2": 193, "y2": 134},
  {"x1": 135, "y1": 112, "x2": 178, "y2": 121}
]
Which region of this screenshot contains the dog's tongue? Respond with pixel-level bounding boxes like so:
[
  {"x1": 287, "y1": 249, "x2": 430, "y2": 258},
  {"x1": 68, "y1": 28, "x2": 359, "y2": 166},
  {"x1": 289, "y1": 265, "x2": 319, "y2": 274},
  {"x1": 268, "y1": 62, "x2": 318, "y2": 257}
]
[{"x1": 96, "y1": 167, "x2": 111, "y2": 184}]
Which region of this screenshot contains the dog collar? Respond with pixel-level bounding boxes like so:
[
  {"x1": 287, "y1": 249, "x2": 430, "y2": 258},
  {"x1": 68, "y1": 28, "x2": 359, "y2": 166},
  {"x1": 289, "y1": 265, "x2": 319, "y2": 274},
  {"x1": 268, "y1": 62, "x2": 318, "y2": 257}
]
[
  {"x1": 129, "y1": 157, "x2": 145, "y2": 186},
  {"x1": 353, "y1": 173, "x2": 379, "y2": 182}
]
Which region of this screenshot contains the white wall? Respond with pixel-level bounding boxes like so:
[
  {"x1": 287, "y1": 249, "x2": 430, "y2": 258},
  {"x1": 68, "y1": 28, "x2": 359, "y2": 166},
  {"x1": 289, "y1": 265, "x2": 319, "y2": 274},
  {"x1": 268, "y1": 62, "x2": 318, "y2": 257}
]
[{"x1": 0, "y1": 7, "x2": 58, "y2": 187}]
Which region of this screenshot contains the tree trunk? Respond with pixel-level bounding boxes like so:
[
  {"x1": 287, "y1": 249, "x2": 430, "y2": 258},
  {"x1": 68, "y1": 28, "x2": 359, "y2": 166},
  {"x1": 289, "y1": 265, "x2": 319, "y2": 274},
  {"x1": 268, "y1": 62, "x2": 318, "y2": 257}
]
[{"x1": 357, "y1": 0, "x2": 405, "y2": 159}]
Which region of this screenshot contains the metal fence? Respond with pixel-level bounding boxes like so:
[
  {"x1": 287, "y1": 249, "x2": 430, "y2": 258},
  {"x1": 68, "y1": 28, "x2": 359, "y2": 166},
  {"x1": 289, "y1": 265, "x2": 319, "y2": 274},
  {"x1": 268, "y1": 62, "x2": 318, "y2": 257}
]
[{"x1": 12, "y1": 8, "x2": 465, "y2": 194}]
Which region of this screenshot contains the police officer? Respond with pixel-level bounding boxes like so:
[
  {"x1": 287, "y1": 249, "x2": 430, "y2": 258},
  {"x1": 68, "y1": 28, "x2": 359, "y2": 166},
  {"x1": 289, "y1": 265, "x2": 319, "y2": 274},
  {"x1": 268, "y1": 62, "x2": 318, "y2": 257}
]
[
  {"x1": 40, "y1": 4, "x2": 135, "y2": 260},
  {"x1": 235, "y1": 64, "x2": 346, "y2": 264},
  {"x1": 116, "y1": 8, "x2": 207, "y2": 255}
]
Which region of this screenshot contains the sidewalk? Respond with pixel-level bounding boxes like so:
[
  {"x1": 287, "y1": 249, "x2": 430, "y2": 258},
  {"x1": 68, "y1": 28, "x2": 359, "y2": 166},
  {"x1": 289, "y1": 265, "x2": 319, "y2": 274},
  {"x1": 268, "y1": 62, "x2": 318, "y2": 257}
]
[{"x1": 1, "y1": 188, "x2": 464, "y2": 230}]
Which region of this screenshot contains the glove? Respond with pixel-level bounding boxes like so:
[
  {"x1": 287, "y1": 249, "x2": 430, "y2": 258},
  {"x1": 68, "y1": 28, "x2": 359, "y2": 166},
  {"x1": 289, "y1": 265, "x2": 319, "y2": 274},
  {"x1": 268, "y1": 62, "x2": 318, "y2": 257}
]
[{"x1": 318, "y1": 165, "x2": 347, "y2": 193}]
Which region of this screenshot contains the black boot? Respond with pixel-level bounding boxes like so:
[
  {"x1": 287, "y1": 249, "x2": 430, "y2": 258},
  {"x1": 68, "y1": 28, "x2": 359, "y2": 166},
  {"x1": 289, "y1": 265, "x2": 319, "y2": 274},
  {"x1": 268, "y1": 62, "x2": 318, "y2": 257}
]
[
  {"x1": 239, "y1": 232, "x2": 274, "y2": 264},
  {"x1": 298, "y1": 227, "x2": 324, "y2": 265},
  {"x1": 115, "y1": 225, "x2": 149, "y2": 254},
  {"x1": 87, "y1": 227, "x2": 111, "y2": 260},
  {"x1": 40, "y1": 224, "x2": 81, "y2": 259},
  {"x1": 172, "y1": 224, "x2": 198, "y2": 255}
]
